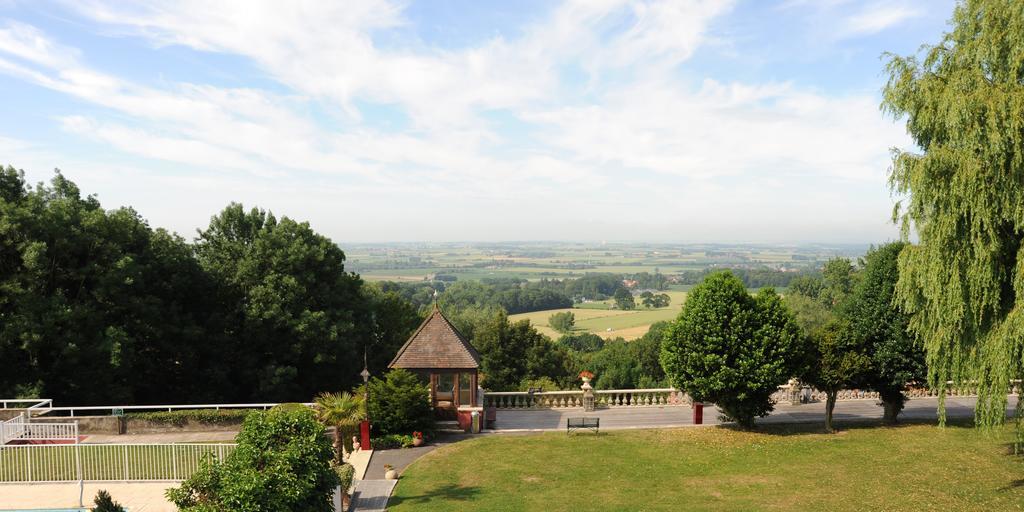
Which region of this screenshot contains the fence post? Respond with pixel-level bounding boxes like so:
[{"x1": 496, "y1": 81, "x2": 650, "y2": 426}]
[{"x1": 124, "y1": 445, "x2": 129, "y2": 481}]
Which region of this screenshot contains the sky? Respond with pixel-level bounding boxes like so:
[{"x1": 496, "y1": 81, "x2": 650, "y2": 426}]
[{"x1": 0, "y1": 0, "x2": 957, "y2": 243}]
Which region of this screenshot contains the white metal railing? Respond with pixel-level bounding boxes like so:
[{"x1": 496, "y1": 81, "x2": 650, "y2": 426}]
[
  {"x1": 0, "y1": 443, "x2": 236, "y2": 483},
  {"x1": 485, "y1": 389, "x2": 687, "y2": 409},
  {"x1": 22, "y1": 402, "x2": 313, "y2": 418},
  {"x1": 1, "y1": 399, "x2": 52, "y2": 410},
  {"x1": 0, "y1": 414, "x2": 27, "y2": 445}
]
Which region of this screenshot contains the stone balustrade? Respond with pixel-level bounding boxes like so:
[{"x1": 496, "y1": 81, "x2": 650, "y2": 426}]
[
  {"x1": 595, "y1": 388, "x2": 686, "y2": 407},
  {"x1": 771, "y1": 380, "x2": 1021, "y2": 405},
  {"x1": 484, "y1": 388, "x2": 686, "y2": 409}
]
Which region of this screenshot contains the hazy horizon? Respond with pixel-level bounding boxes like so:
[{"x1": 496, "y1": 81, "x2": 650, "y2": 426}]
[{"x1": 0, "y1": 1, "x2": 952, "y2": 243}]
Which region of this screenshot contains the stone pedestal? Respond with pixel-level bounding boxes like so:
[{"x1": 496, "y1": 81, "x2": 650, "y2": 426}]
[{"x1": 581, "y1": 380, "x2": 595, "y2": 411}]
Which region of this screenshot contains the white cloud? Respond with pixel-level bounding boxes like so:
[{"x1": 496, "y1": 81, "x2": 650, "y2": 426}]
[
  {"x1": 843, "y1": 4, "x2": 922, "y2": 36},
  {"x1": 0, "y1": 1, "x2": 908, "y2": 242}
]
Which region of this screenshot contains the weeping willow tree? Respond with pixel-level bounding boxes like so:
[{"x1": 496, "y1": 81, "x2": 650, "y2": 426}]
[{"x1": 882, "y1": 0, "x2": 1024, "y2": 431}]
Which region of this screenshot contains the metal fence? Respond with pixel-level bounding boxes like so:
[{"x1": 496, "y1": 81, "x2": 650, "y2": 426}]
[
  {"x1": 1, "y1": 414, "x2": 79, "y2": 444},
  {"x1": 0, "y1": 414, "x2": 27, "y2": 444},
  {"x1": 0, "y1": 443, "x2": 236, "y2": 483}
]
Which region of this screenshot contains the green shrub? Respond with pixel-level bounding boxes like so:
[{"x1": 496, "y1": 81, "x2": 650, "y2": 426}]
[
  {"x1": 92, "y1": 490, "x2": 125, "y2": 512},
  {"x1": 166, "y1": 408, "x2": 339, "y2": 511},
  {"x1": 366, "y1": 369, "x2": 434, "y2": 436},
  {"x1": 125, "y1": 408, "x2": 252, "y2": 426},
  {"x1": 372, "y1": 433, "x2": 415, "y2": 449},
  {"x1": 334, "y1": 463, "x2": 355, "y2": 492}
]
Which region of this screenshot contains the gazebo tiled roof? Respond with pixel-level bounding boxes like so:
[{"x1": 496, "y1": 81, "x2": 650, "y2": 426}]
[{"x1": 388, "y1": 304, "x2": 482, "y2": 370}]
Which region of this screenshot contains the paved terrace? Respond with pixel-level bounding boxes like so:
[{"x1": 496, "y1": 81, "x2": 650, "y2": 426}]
[{"x1": 489, "y1": 396, "x2": 1018, "y2": 431}]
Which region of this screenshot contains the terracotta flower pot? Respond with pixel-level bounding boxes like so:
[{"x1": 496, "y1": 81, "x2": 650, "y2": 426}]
[{"x1": 412, "y1": 437, "x2": 424, "y2": 447}]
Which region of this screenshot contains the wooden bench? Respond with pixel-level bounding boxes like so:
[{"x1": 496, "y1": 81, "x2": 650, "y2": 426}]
[{"x1": 567, "y1": 417, "x2": 599, "y2": 434}]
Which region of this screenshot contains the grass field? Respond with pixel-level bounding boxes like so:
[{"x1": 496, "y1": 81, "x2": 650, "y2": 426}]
[
  {"x1": 347, "y1": 242, "x2": 866, "y2": 283},
  {"x1": 508, "y1": 290, "x2": 687, "y2": 340},
  {"x1": 390, "y1": 422, "x2": 1024, "y2": 512}
]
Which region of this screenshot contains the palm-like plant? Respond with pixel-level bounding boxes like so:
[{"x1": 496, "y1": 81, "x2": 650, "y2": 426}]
[{"x1": 314, "y1": 391, "x2": 366, "y2": 463}]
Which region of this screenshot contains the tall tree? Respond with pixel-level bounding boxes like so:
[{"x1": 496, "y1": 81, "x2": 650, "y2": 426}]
[
  {"x1": 845, "y1": 243, "x2": 926, "y2": 424},
  {"x1": 0, "y1": 168, "x2": 227, "y2": 404},
  {"x1": 471, "y1": 311, "x2": 573, "y2": 391},
  {"x1": 802, "y1": 322, "x2": 871, "y2": 432},
  {"x1": 661, "y1": 271, "x2": 806, "y2": 428},
  {"x1": 195, "y1": 203, "x2": 368, "y2": 401},
  {"x1": 882, "y1": 0, "x2": 1024, "y2": 427}
]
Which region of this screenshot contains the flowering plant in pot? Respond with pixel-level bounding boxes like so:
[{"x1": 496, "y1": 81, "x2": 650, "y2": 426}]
[
  {"x1": 412, "y1": 431, "x2": 424, "y2": 447},
  {"x1": 579, "y1": 371, "x2": 594, "y2": 383},
  {"x1": 384, "y1": 464, "x2": 398, "y2": 480}
]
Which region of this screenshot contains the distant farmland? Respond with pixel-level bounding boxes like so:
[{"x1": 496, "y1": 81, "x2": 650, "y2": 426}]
[{"x1": 508, "y1": 290, "x2": 687, "y2": 340}]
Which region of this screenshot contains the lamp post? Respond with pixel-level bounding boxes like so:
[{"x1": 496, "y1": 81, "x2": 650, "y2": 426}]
[{"x1": 359, "y1": 351, "x2": 371, "y2": 451}]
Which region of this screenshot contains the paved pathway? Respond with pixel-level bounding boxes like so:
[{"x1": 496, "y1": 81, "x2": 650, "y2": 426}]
[
  {"x1": 0, "y1": 482, "x2": 178, "y2": 511},
  {"x1": 350, "y1": 479, "x2": 397, "y2": 512},
  {"x1": 364, "y1": 434, "x2": 472, "y2": 479}
]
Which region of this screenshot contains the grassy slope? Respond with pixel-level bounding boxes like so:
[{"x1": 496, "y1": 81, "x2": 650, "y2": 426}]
[
  {"x1": 390, "y1": 422, "x2": 1024, "y2": 512},
  {"x1": 509, "y1": 290, "x2": 686, "y2": 340}
]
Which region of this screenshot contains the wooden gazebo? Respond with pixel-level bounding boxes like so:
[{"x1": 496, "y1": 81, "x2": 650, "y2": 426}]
[{"x1": 388, "y1": 304, "x2": 482, "y2": 422}]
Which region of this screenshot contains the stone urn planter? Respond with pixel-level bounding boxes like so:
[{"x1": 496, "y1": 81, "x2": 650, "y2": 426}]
[{"x1": 384, "y1": 465, "x2": 398, "y2": 480}]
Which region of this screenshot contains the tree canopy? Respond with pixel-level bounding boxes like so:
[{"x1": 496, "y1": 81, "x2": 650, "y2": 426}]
[
  {"x1": 661, "y1": 271, "x2": 805, "y2": 428},
  {"x1": 0, "y1": 168, "x2": 421, "y2": 404},
  {"x1": 882, "y1": 0, "x2": 1024, "y2": 427}
]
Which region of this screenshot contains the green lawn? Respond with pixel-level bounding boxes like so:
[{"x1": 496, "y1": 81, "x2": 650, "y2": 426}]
[
  {"x1": 390, "y1": 422, "x2": 1024, "y2": 512},
  {"x1": 509, "y1": 290, "x2": 686, "y2": 340}
]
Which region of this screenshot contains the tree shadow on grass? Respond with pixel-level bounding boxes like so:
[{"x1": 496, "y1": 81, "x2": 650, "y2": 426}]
[
  {"x1": 388, "y1": 483, "x2": 482, "y2": 507},
  {"x1": 999, "y1": 479, "x2": 1024, "y2": 491},
  {"x1": 719, "y1": 416, "x2": 979, "y2": 437}
]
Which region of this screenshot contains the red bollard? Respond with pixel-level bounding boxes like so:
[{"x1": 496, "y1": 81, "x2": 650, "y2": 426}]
[
  {"x1": 693, "y1": 402, "x2": 704, "y2": 425},
  {"x1": 359, "y1": 420, "x2": 371, "y2": 450}
]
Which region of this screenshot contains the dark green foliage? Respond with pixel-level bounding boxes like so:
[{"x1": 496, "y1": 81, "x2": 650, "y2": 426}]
[
  {"x1": 365, "y1": 369, "x2": 433, "y2": 436},
  {"x1": 363, "y1": 286, "x2": 425, "y2": 376},
  {"x1": 564, "y1": 273, "x2": 624, "y2": 301},
  {"x1": 0, "y1": 168, "x2": 230, "y2": 404},
  {"x1": 576, "y1": 323, "x2": 668, "y2": 389},
  {"x1": 676, "y1": 267, "x2": 818, "y2": 289},
  {"x1": 372, "y1": 433, "x2": 416, "y2": 449},
  {"x1": 195, "y1": 203, "x2": 369, "y2": 402},
  {"x1": 439, "y1": 279, "x2": 572, "y2": 314},
  {"x1": 548, "y1": 311, "x2": 575, "y2": 333},
  {"x1": 787, "y1": 275, "x2": 825, "y2": 300},
  {"x1": 0, "y1": 169, "x2": 421, "y2": 404},
  {"x1": 166, "y1": 408, "x2": 339, "y2": 511},
  {"x1": 92, "y1": 490, "x2": 126, "y2": 512},
  {"x1": 802, "y1": 322, "x2": 871, "y2": 432},
  {"x1": 661, "y1": 271, "x2": 806, "y2": 428},
  {"x1": 335, "y1": 463, "x2": 355, "y2": 492},
  {"x1": 557, "y1": 332, "x2": 606, "y2": 352},
  {"x1": 882, "y1": 0, "x2": 1024, "y2": 428},
  {"x1": 844, "y1": 242, "x2": 925, "y2": 424},
  {"x1": 125, "y1": 409, "x2": 252, "y2": 426},
  {"x1": 472, "y1": 311, "x2": 574, "y2": 391},
  {"x1": 613, "y1": 288, "x2": 635, "y2": 310},
  {"x1": 640, "y1": 292, "x2": 671, "y2": 308}
]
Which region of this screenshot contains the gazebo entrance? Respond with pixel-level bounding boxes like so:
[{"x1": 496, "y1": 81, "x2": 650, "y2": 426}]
[
  {"x1": 431, "y1": 371, "x2": 477, "y2": 419},
  {"x1": 389, "y1": 304, "x2": 483, "y2": 426}
]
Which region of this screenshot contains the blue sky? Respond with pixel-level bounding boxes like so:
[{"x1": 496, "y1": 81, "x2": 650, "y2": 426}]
[{"x1": 0, "y1": 0, "x2": 956, "y2": 243}]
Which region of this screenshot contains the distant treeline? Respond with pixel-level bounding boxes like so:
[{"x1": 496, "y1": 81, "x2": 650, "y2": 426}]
[
  {"x1": 676, "y1": 267, "x2": 817, "y2": 288},
  {"x1": 380, "y1": 273, "x2": 648, "y2": 314}
]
